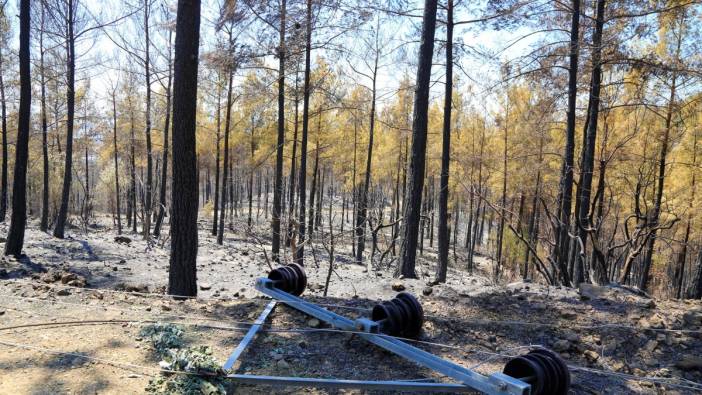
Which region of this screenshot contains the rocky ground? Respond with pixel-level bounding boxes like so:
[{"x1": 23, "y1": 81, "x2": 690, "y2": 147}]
[{"x1": 0, "y1": 216, "x2": 701, "y2": 394}]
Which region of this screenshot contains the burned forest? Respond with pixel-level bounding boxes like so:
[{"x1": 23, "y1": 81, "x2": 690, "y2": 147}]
[{"x1": 0, "y1": 0, "x2": 702, "y2": 394}]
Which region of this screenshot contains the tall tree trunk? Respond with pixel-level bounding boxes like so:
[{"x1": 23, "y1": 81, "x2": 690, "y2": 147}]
[
  {"x1": 84, "y1": 145, "x2": 90, "y2": 221},
  {"x1": 130, "y1": 104, "x2": 137, "y2": 232},
  {"x1": 351, "y1": 114, "x2": 358, "y2": 258},
  {"x1": 112, "y1": 90, "x2": 122, "y2": 234},
  {"x1": 398, "y1": 0, "x2": 437, "y2": 278},
  {"x1": 54, "y1": 0, "x2": 76, "y2": 239},
  {"x1": 0, "y1": 21, "x2": 7, "y2": 222},
  {"x1": 495, "y1": 110, "x2": 508, "y2": 281},
  {"x1": 308, "y1": 136, "x2": 319, "y2": 237},
  {"x1": 168, "y1": 0, "x2": 201, "y2": 297},
  {"x1": 436, "y1": 0, "x2": 453, "y2": 283},
  {"x1": 143, "y1": 0, "x2": 153, "y2": 239},
  {"x1": 39, "y1": 5, "x2": 50, "y2": 232},
  {"x1": 286, "y1": 69, "x2": 299, "y2": 247},
  {"x1": 295, "y1": 0, "x2": 312, "y2": 265},
  {"x1": 573, "y1": 0, "x2": 606, "y2": 284},
  {"x1": 692, "y1": 250, "x2": 702, "y2": 299},
  {"x1": 212, "y1": 75, "x2": 222, "y2": 236},
  {"x1": 355, "y1": 20, "x2": 380, "y2": 265},
  {"x1": 247, "y1": 125, "x2": 255, "y2": 228},
  {"x1": 271, "y1": 0, "x2": 286, "y2": 261},
  {"x1": 639, "y1": 18, "x2": 682, "y2": 291},
  {"x1": 4, "y1": 0, "x2": 30, "y2": 255},
  {"x1": 589, "y1": 155, "x2": 609, "y2": 284},
  {"x1": 552, "y1": 0, "x2": 580, "y2": 287},
  {"x1": 682, "y1": 130, "x2": 698, "y2": 298},
  {"x1": 218, "y1": 67, "x2": 234, "y2": 245},
  {"x1": 153, "y1": 28, "x2": 173, "y2": 238}
]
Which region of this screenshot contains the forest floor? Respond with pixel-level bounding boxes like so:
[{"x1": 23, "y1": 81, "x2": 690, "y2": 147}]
[{"x1": 0, "y1": 215, "x2": 701, "y2": 394}]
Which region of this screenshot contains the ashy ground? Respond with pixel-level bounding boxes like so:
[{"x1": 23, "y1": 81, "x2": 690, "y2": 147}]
[{"x1": 0, "y1": 217, "x2": 701, "y2": 394}]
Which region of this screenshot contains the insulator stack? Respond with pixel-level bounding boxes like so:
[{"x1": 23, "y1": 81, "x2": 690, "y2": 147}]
[
  {"x1": 371, "y1": 292, "x2": 424, "y2": 339},
  {"x1": 267, "y1": 263, "x2": 307, "y2": 296},
  {"x1": 503, "y1": 348, "x2": 571, "y2": 395}
]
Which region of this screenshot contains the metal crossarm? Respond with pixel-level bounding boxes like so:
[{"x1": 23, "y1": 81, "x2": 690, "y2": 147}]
[
  {"x1": 222, "y1": 300, "x2": 277, "y2": 370},
  {"x1": 225, "y1": 374, "x2": 474, "y2": 392},
  {"x1": 254, "y1": 278, "x2": 531, "y2": 395}
]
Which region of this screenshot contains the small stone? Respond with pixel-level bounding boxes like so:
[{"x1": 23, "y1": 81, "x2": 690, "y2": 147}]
[
  {"x1": 564, "y1": 332, "x2": 579, "y2": 343},
  {"x1": 67, "y1": 279, "x2": 86, "y2": 287},
  {"x1": 56, "y1": 288, "x2": 71, "y2": 296},
  {"x1": 0, "y1": 310, "x2": 5, "y2": 316},
  {"x1": 276, "y1": 359, "x2": 289, "y2": 369},
  {"x1": 532, "y1": 303, "x2": 547, "y2": 311},
  {"x1": 160, "y1": 304, "x2": 172, "y2": 311},
  {"x1": 199, "y1": 283, "x2": 212, "y2": 291},
  {"x1": 159, "y1": 360, "x2": 172, "y2": 370},
  {"x1": 391, "y1": 282, "x2": 406, "y2": 291},
  {"x1": 584, "y1": 350, "x2": 599, "y2": 362},
  {"x1": 422, "y1": 287, "x2": 433, "y2": 296},
  {"x1": 644, "y1": 340, "x2": 659, "y2": 352},
  {"x1": 683, "y1": 312, "x2": 702, "y2": 327},
  {"x1": 271, "y1": 352, "x2": 284, "y2": 361},
  {"x1": 114, "y1": 236, "x2": 132, "y2": 245},
  {"x1": 552, "y1": 339, "x2": 571, "y2": 353},
  {"x1": 676, "y1": 355, "x2": 702, "y2": 371},
  {"x1": 61, "y1": 272, "x2": 79, "y2": 284},
  {"x1": 560, "y1": 311, "x2": 577, "y2": 320},
  {"x1": 307, "y1": 318, "x2": 321, "y2": 328},
  {"x1": 640, "y1": 314, "x2": 666, "y2": 329},
  {"x1": 127, "y1": 374, "x2": 140, "y2": 378}
]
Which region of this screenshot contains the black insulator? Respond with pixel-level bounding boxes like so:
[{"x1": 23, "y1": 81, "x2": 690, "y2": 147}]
[
  {"x1": 371, "y1": 292, "x2": 424, "y2": 338},
  {"x1": 268, "y1": 263, "x2": 307, "y2": 296},
  {"x1": 503, "y1": 348, "x2": 570, "y2": 395}
]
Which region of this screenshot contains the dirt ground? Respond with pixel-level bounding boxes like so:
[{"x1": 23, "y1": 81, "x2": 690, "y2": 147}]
[{"x1": 0, "y1": 216, "x2": 701, "y2": 394}]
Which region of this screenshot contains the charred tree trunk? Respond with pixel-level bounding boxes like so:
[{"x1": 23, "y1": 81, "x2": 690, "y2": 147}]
[
  {"x1": 217, "y1": 66, "x2": 234, "y2": 245},
  {"x1": 271, "y1": 0, "x2": 286, "y2": 260},
  {"x1": 639, "y1": 23, "x2": 682, "y2": 291},
  {"x1": 4, "y1": 0, "x2": 30, "y2": 255},
  {"x1": 286, "y1": 68, "x2": 300, "y2": 248},
  {"x1": 112, "y1": 91, "x2": 122, "y2": 234},
  {"x1": 54, "y1": 0, "x2": 77, "y2": 239},
  {"x1": 308, "y1": 137, "x2": 319, "y2": 237},
  {"x1": 212, "y1": 76, "x2": 222, "y2": 236},
  {"x1": 0, "y1": 18, "x2": 7, "y2": 222},
  {"x1": 355, "y1": 24, "x2": 380, "y2": 265},
  {"x1": 552, "y1": 0, "x2": 580, "y2": 287},
  {"x1": 154, "y1": 28, "x2": 173, "y2": 238},
  {"x1": 436, "y1": 0, "x2": 458, "y2": 283},
  {"x1": 168, "y1": 0, "x2": 201, "y2": 297},
  {"x1": 143, "y1": 0, "x2": 153, "y2": 239},
  {"x1": 39, "y1": 6, "x2": 50, "y2": 231},
  {"x1": 129, "y1": 104, "x2": 137, "y2": 233},
  {"x1": 436, "y1": 0, "x2": 452, "y2": 283},
  {"x1": 398, "y1": 0, "x2": 437, "y2": 278},
  {"x1": 295, "y1": 0, "x2": 312, "y2": 265},
  {"x1": 573, "y1": 0, "x2": 605, "y2": 284},
  {"x1": 495, "y1": 115, "x2": 508, "y2": 281}
]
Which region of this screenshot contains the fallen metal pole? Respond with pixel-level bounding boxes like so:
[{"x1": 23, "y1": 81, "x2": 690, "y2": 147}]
[
  {"x1": 222, "y1": 300, "x2": 277, "y2": 370},
  {"x1": 226, "y1": 374, "x2": 473, "y2": 392},
  {"x1": 255, "y1": 278, "x2": 531, "y2": 395}
]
